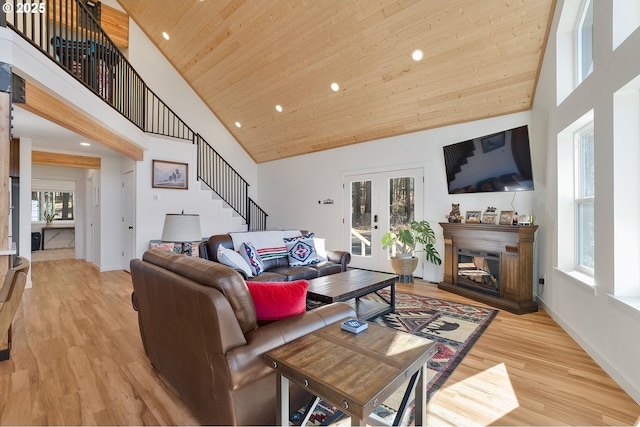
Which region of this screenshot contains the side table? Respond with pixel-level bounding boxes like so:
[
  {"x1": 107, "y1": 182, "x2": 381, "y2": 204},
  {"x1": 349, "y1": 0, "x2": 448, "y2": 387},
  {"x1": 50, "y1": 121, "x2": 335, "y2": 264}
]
[{"x1": 264, "y1": 320, "x2": 437, "y2": 426}]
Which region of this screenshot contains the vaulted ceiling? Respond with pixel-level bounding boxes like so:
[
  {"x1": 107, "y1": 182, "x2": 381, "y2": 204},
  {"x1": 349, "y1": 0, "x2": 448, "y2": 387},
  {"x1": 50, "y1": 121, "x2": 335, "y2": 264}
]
[{"x1": 118, "y1": 0, "x2": 555, "y2": 163}]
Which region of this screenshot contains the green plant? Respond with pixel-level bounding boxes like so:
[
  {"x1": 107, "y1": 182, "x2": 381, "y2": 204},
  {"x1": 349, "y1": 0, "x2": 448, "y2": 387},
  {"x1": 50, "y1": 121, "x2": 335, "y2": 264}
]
[
  {"x1": 381, "y1": 220, "x2": 442, "y2": 265},
  {"x1": 43, "y1": 211, "x2": 57, "y2": 223}
]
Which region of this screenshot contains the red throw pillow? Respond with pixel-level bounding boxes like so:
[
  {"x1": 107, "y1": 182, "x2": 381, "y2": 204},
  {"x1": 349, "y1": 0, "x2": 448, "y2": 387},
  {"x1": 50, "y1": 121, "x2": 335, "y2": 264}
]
[{"x1": 246, "y1": 280, "x2": 309, "y2": 321}]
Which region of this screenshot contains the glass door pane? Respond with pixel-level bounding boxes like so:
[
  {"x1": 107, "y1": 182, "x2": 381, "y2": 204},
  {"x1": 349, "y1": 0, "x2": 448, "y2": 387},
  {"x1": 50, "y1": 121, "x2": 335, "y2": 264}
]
[{"x1": 351, "y1": 180, "x2": 372, "y2": 257}]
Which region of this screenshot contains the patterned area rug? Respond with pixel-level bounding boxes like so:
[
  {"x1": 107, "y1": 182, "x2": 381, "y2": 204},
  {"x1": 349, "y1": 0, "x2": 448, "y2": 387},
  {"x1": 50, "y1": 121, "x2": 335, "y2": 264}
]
[{"x1": 295, "y1": 291, "x2": 498, "y2": 425}]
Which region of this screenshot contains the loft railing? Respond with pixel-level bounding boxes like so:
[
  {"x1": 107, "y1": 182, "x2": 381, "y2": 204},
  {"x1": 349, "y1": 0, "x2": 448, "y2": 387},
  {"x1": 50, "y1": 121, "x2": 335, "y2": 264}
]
[{"x1": 4, "y1": 0, "x2": 268, "y2": 230}]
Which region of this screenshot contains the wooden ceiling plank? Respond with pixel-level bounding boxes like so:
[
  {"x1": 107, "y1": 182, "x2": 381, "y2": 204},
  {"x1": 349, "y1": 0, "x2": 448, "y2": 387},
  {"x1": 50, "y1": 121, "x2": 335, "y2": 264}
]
[
  {"x1": 20, "y1": 81, "x2": 143, "y2": 161},
  {"x1": 117, "y1": 0, "x2": 554, "y2": 163}
]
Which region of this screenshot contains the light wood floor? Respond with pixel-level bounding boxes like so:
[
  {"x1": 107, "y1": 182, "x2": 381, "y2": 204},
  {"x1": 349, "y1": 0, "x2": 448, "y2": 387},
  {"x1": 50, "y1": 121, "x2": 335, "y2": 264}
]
[{"x1": 1, "y1": 259, "x2": 638, "y2": 426}]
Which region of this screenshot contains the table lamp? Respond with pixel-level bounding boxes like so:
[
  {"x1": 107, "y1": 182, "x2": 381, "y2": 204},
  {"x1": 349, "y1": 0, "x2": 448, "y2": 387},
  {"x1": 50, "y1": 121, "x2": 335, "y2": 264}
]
[{"x1": 161, "y1": 212, "x2": 202, "y2": 256}]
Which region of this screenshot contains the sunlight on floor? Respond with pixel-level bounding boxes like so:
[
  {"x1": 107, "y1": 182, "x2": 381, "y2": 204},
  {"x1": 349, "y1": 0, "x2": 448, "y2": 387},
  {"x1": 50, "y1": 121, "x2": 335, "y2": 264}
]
[{"x1": 427, "y1": 363, "x2": 518, "y2": 426}]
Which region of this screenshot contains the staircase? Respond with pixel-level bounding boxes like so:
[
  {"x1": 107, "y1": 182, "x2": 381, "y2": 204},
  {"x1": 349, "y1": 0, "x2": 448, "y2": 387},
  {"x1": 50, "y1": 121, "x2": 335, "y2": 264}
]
[{"x1": 3, "y1": 0, "x2": 268, "y2": 231}]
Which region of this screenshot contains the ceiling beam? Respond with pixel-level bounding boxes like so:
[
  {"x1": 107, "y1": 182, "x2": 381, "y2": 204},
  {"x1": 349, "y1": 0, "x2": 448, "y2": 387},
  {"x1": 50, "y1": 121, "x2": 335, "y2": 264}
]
[
  {"x1": 32, "y1": 150, "x2": 101, "y2": 169},
  {"x1": 18, "y1": 81, "x2": 143, "y2": 161}
]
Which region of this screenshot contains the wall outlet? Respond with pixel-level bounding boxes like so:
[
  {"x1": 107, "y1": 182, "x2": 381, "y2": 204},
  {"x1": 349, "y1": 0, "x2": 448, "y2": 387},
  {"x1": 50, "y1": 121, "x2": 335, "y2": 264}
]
[{"x1": 538, "y1": 276, "x2": 546, "y2": 285}]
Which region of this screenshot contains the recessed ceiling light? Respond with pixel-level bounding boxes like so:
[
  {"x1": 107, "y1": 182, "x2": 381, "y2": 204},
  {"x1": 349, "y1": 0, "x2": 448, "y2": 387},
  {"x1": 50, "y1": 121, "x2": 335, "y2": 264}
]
[
  {"x1": 162, "y1": 32, "x2": 170, "y2": 40},
  {"x1": 412, "y1": 49, "x2": 423, "y2": 61},
  {"x1": 275, "y1": 105, "x2": 283, "y2": 112},
  {"x1": 330, "y1": 82, "x2": 340, "y2": 92},
  {"x1": 235, "y1": 121, "x2": 242, "y2": 128},
  {"x1": 80, "y1": 142, "x2": 91, "y2": 146}
]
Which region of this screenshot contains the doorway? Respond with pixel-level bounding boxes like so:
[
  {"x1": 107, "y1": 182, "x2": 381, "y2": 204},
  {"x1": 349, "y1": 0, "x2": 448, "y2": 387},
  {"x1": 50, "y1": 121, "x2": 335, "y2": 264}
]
[{"x1": 344, "y1": 168, "x2": 424, "y2": 275}]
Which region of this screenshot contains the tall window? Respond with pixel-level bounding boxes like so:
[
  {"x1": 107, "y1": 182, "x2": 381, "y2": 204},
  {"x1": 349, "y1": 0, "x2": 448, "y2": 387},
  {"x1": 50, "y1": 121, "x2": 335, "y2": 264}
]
[
  {"x1": 575, "y1": 124, "x2": 594, "y2": 273},
  {"x1": 576, "y1": 0, "x2": 594, "y2": 85},
  {"x1": 31, "y1": 191, "x2": 75, "y2": 222}
]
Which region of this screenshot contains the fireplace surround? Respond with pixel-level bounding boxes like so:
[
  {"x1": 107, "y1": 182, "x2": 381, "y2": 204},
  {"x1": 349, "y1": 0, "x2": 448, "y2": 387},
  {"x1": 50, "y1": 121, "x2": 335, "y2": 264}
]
[{"x1": 438, "y1": 222, "x2": 538, "y2": 314}]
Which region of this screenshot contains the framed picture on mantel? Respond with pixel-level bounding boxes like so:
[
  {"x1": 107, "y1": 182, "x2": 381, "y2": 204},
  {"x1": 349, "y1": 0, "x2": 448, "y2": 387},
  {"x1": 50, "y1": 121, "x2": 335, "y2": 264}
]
[{"x1": 499, "y1": 210, "x2": 514, "y2": 225}]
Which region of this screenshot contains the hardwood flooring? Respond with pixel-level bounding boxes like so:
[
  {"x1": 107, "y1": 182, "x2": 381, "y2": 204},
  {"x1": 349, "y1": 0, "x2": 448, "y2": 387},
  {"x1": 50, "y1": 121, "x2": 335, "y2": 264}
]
[{"x1": 0, "y1": 258, "x2": 638, "y2": 426}]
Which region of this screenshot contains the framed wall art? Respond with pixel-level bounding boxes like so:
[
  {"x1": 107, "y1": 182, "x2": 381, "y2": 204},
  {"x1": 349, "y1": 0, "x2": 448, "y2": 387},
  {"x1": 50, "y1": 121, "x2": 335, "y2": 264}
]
[
  {"x1": 152, "y1": 160, "x2": 188, "y2": 189},
  {"x1": 499, "y1": 210, "x2": 514, "y2": 225}
]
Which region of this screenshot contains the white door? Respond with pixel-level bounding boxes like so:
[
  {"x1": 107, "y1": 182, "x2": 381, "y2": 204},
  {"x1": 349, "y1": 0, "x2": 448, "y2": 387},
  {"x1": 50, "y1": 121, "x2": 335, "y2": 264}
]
[
  {"x1": 344, "y1": 168, "x2": 424, "y2": 275},
  {"x1": 121, "y1": 170, "x2": 135, "y2": 272}
]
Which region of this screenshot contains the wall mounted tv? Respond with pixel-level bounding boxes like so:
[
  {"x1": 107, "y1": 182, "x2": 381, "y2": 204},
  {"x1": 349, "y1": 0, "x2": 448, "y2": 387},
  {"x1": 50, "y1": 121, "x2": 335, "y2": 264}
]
[{"x1": 443, "y1": 125, "x2": 534, "y2": 194}]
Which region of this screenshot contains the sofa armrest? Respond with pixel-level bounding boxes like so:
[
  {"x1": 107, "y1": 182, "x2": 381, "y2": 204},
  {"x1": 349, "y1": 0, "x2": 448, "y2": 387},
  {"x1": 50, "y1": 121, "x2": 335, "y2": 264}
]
[
  {"x1": 198, "y1": 241, "x2": 211, "y2": 260},
  {"x1": 222, "y1": 302, "x2": 355, "y2": 390},
  {"x1": 326, "y1": 250, "x2": 351, "y2": 272}
]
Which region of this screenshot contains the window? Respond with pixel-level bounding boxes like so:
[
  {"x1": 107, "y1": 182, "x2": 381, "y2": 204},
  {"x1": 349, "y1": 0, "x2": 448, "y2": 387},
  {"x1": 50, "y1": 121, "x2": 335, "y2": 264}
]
[
  {"x1": 575, "y1": 124, "x2": 594, "y2": 273},
  {"x1": 576, "y1": 0, "x2": 594, "y2": 85},
  {"x1": 31, "y1": 191, "x2": 75, "y2": 222}
]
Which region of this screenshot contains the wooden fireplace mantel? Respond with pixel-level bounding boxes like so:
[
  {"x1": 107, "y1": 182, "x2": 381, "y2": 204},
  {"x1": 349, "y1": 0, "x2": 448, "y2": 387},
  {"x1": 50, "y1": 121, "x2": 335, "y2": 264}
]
[{"x1": 438, "y1": 222, "x2": 539, "y2": 314}]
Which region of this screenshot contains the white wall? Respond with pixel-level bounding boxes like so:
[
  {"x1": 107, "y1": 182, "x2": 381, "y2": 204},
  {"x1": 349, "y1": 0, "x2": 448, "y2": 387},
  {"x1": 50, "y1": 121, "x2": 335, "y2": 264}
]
[
  {"x1": 258, "y1": 111, "x2": 537, "y2": 283},
  {"x1": 133, "y1": 136, "x2": 246, "y2": 259},
  {"x1": 532, "y1": 0, "x2": 640, "y2": 404}
]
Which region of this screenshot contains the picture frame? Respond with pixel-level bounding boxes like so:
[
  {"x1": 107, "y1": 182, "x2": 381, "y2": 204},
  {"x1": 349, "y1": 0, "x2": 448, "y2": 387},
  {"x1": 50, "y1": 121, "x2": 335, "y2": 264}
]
[
  {"x1": 481, "y1": 131, "x2": 506, "y2": 153},
  {"x1": 465, "y1": 210, "x2": 481, "y2": 224},
  {"x1": 481, "y1": 213, "x2": 497, "y2": 224},
  {"x1": 499, "y1": 210, "x2": 514, "y2": 225},
  {"x1": 152, "y1": 160, "x2": 188, "y2": 189}
]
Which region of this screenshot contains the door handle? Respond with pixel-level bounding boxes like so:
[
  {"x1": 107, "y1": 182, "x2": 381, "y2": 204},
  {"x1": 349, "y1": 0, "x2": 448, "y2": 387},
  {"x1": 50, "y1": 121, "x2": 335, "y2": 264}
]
[
  {"x1": 374, "y1": 215, "x2": 378, "y2": 222},
  {"x1": 128, "y1": 226, "x2": 133, "y2": 229}
]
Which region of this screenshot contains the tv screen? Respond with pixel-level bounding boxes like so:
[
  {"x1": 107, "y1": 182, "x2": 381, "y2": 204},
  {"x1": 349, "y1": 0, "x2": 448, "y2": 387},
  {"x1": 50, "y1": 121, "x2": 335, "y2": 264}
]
[{"x1": 443, "y1": 125, "x2": 534, "y2": 194}]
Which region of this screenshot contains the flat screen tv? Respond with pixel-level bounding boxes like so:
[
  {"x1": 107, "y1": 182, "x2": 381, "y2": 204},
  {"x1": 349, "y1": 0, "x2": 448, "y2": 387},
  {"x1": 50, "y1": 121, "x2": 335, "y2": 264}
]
[{"x1": 443, "y1": 125, "x2": 534, "y2": 194}]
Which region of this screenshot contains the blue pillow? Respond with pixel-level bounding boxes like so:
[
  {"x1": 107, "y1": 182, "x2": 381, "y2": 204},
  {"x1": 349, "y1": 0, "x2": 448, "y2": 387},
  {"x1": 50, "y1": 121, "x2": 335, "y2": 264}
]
[
  {"x1": 283, "y1": 233, "x2": 324, "y2": 266},
  {"x1": 239, "y1": 242, "x2": 265, "y2": 275}
]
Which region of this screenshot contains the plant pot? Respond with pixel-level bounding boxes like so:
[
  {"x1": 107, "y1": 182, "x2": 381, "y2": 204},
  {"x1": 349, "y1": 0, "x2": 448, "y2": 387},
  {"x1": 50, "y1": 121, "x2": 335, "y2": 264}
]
[{"x1": 390, "y1": 256, "x2": 419, "y2": 283}]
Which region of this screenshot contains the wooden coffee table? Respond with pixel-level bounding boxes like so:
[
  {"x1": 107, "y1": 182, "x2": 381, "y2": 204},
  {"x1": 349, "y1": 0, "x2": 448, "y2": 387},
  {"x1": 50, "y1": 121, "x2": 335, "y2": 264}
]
[
  {"x1": 264, "y1": 320, "x2": 437, "y2": 426},
  {"x1": 306, "y1": 269, "x2": 397, "y2": 320}
]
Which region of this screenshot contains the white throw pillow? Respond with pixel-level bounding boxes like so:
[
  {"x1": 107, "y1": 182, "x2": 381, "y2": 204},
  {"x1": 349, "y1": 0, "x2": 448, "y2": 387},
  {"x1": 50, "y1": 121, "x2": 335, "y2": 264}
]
[{"x1": 217, "y1": 245, "x2": 253, "y2": 278}]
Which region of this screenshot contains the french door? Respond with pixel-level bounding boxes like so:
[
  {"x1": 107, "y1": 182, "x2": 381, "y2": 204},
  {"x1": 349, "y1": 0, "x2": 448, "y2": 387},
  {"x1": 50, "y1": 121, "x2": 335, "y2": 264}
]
[{"x1": 344, "y1": 168, "x2": 423, "y2": 275}]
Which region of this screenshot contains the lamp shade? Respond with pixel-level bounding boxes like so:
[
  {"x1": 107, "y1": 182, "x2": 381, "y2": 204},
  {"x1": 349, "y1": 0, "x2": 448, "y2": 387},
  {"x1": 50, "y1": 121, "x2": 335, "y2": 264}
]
[{"x1": 161, "y1": 213, "x2": 202, "y2": 243}]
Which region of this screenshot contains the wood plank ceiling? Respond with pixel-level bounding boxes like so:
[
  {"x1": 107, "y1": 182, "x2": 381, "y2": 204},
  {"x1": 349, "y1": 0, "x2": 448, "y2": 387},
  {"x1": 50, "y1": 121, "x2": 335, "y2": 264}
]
[{"x1": 118, "y1": 0, "x2": 555, "y2": 164}]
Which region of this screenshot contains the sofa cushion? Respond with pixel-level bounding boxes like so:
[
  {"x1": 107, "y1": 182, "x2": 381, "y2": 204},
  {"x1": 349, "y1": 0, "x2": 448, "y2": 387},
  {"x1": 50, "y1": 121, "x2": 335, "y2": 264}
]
[
  {"x1": 246, "y1": 280, "x2": 309, "y2": 321},
  {"x1": 283, "y1": 233, "x2": 325, "y2": 266},
  {"x1": 270, "y1": 265, "x2": 319, "y2": 281},
  {"x1": 314, "y1": 261, "x2": 343, "y2": 277},
  {"x1": 217, "y1": 245, "x2": 253, "y2": 278},
  {"x1": 239, "y1": 242, "x2": 265, "y2": 275}
]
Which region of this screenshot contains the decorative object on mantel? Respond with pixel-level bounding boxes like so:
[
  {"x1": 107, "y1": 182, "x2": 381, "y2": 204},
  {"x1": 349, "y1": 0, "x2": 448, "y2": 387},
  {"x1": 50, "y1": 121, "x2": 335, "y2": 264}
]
[
  {"x1": 517, "y1": 214, "x2": 535, "y2": 225},
  {"x1": 445, "y1": 203, "x2": 463, "y2": 223},
  {"x1": 481, "y1": 207, "x2": 497, "y2": 224},
  {"x1": 465, "y1": 211, "x2": 481, "y2": 224},
  {"x1": 161, "y1": 211, "x2": 202, "y2": 256},
  {"x1": 498, "y1": 210, "x2": 514, "y2": 225},
  {"x1": 381, "y1": 220, "x2": 441, "y2": 283}
]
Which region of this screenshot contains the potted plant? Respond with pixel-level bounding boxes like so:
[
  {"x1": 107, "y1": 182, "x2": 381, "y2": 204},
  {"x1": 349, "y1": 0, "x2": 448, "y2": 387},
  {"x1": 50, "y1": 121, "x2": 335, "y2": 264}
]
[
  {"x1": 381, "y1": 220, "x2": 442, "y2": 282},
  {"x1": 43, "y1": 211, "x2": 57, "y2": 225}
]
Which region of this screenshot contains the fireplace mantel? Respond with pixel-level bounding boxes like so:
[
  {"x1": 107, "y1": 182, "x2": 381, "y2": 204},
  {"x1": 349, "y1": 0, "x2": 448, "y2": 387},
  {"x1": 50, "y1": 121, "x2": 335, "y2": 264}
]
[{"x1": 438, "y1": 222, "x2": 538, "y2": 314}]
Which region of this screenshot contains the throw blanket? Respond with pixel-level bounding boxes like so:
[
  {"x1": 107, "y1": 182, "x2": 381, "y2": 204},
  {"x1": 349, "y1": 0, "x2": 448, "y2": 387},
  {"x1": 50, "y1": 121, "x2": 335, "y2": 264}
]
[{"x1": 229, "y1": 230, "x2": 301, "y2": 260}]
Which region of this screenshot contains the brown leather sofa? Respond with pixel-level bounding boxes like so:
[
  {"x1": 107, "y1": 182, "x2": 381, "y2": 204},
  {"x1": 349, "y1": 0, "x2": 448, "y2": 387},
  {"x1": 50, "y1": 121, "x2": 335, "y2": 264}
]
[
  {"x1": 199, "y1": 231, "x2": 351, "y2": 281},
  {"x1": 130, "y1": 249, "x2": 355, "y2": 425}
]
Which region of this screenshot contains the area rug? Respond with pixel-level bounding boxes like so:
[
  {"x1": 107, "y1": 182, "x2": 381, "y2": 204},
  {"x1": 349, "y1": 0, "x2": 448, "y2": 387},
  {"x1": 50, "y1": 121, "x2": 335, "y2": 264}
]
[{"x1": 294, "y1": 291, "x2": 498, "y2": 425}]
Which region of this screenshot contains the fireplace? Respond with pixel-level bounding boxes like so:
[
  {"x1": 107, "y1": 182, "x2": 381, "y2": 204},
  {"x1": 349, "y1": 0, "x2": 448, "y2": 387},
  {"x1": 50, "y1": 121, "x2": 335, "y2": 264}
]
[
  {"x1": 438, "y1": 222, "x2": 539, "y2": 314},
  {"x1": 457, "y1": 249, "x2": 500, "y2": 296}
]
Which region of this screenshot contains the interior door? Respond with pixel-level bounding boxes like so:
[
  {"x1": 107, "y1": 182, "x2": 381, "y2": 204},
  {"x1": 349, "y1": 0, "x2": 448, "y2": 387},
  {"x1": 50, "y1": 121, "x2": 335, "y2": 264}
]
[
  {"x1": 344, "y1": 168, "x2": 423, "y2": 275},
  {"x1": 121, "y1": 170, "x2": 135, "y2": 272}
]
